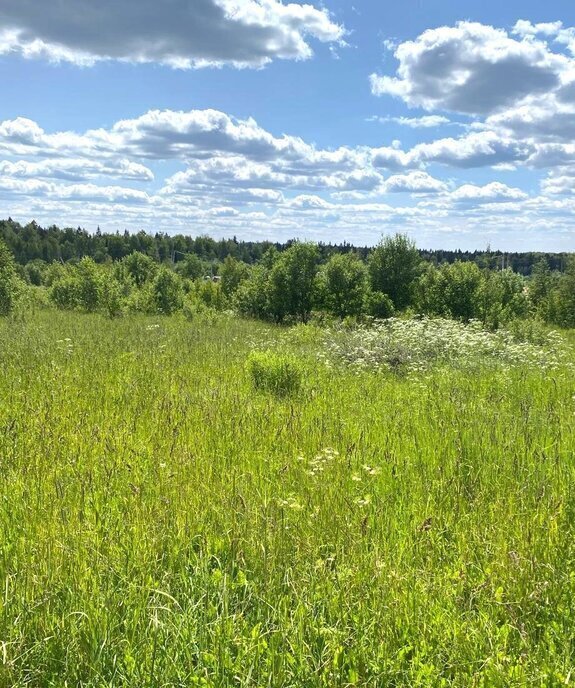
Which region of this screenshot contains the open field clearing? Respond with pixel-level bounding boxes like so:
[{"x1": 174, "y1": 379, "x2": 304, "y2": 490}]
[{"x1": 1, "y1": 312, "x2": 575, "y2": 686}]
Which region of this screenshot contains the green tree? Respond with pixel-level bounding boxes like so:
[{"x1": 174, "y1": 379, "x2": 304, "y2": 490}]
[
  {"x1": 150, "y1": 268, "x2": 184, "y2": 315},
  {"x1": 369, "y1": 234, "x2": 421, "y2": 310},
  {"x1": 268, "y1": 242, "x2": 319, "y2": 323},
  {"x1": 120, "y1": 252, "x2": 158, "y2": 288},
  {"x1": 24, "y1": 260, "x2": 46, "y2": 286},
  {"x1": 441, "y1": 261, "x2": 483, "y2": 321},
  {"x1": 50, "y1": 275, "x2": 80, "y2": 310},
  {"x1": 193, "y1": 280, "x2": 226, "y2": 311},
  {"x1": 234, "y1": 266, "x2": 271, "y2": 320},
  {"x1": 76, "y1": 257, "x2": 102, "y2": 312},
  {"x1": 220, "y1": 256, "x2": 250, "y2": 297},
  {"x1": 0, "y1": 239, "x2": 18, "y2": 316},
  {"x1": 317, "y1": 253, "x2": 368, "y2": 318},
  {"x1": 415, "y1": 265, "x2": 445, "y2": 316},
  {"x1": 556, "y1": 257, "x2": 575, "y2": 327},
  {"x1": 477, "y1": 269, "x2": 528, "y2": 328},
  {"x1": 176, "y1": 253, "x2": 205, "y2": 281},
  {"x1": 530, "y1": 258, "x2": 552, "y2": 308},
  {"x1": 100, "y1": 271, "x2": 125, "y2": 318},
  {"x1": 416, "y1": 261, "x2": 484, "y2": 321}
]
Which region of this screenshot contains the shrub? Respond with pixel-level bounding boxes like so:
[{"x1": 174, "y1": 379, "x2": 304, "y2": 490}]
[
  {"x1": 150, "y1": 268, "x2": 184, "y2": 315},
  {"x1": 0, "y1": 239, "x2": 19, "y2": 316},
  {"x1": 247, "y1": 351, "x2": 303, "y2": 396},
  {"x1": 366, "y1": 290, "x2": 395, "y2": 319},
  {"x1": 50, "y1": 276, "x2": 80, "y2": 310}
]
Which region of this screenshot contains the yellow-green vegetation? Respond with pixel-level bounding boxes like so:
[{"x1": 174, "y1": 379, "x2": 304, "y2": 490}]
[{"x1": 1, "y1": 311, "x2": 575, "y2": 686}]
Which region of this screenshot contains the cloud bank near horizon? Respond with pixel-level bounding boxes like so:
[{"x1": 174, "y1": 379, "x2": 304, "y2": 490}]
[{"x1": 1, "y1": 14, "x2": 575, "y2": 248}]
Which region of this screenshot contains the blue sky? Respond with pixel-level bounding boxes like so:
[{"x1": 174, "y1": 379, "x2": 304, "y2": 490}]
[{"x1": 1, "y1": 1, "x2": 575, "y2": 250}]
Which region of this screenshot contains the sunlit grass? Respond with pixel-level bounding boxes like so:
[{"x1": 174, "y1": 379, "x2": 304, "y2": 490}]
[{"x1": 1, "y1": 311, "x2": 574, "y2": 686}]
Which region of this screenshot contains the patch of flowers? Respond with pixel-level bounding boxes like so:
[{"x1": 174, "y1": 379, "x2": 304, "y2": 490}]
[
  {"x1": 324, "y1": 317, "x2": 571, "y2": 374},
  {"x1": 306, "y1": 447, "x2": 340, "y2": 477}
]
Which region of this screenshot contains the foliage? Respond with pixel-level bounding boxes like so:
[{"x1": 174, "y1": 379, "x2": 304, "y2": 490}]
[
  {"x1": 175, "y1": 252, "x2": 206, "y2": 281},
  {"x1": 555, "y1": 256, "x2": 575, "y2": 328},
  {"x1": 192, "y1": 279, "x2": 227, "y2": 311},
  {"x1": 247, "y1": 349, "x2": 303, "y2": 396},
  {"x1": 3, "y1": 224, "x2": 575, "y2": 332},
  {"x1": 316, "y1": 252, "x2": 368, "y2": 318},
  {"x1": 267, "y1": 241, "x2": 319, "y2": 323},
  {"x1": 365, "y1": 289, "x2": 395, "y2": 319},
  {"x1": 369, "y1": 233, "x2": 422, "y2": 309},
  {"x1": 118, "y1": 251, "x2": 158, "y2": 287},
  {"x1": 220, "y1": 256, "x2": 250, "y2": 297},
  {"x1": 234, "y1": 265, "x2": 271, "y2": 320},
  {"x1": 3, "y1": 218, "x2": 571, "y2": 276},
  {"x1": 149, "y1": 267, "x2": 184, "y2": 315},
  {"x1": 50, "y1": 273, "x2": 81, "y2": 310},
  {"x1": 416, "y1": 262, "x2": 529, "y2": 327},
  {"x1": 477, "y1": 268, "x2": 529, "y2": 328},
  {"x1": 0, "y1": 238, "x2": 19, "y2": 316}
]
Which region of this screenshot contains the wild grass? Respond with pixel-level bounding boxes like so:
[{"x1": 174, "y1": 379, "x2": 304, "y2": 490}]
[
  {"x1": 1, "y1": 311, "x2": 575, "y2": 686},
  {"x1": 247, "y1": 351, "x2": 303, "y2": 397}
]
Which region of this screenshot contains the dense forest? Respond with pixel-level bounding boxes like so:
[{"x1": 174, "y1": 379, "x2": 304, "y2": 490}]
[
  {"x1": 0, "y1": 218, "x2": 569, "y2": 274},
  {"x1": 1, "y1": 218, "x2": 574, "y2": 329}
]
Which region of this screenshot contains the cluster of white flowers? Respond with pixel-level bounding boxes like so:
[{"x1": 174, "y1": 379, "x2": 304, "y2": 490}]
[
  {"x1": 277, "y1": 495, "x2": 303, "y2": 511},
  {"x1": 324, "y1": 318, "x2": 571, "y2": 374},
  {"x1": 304, "y1": 447, "x2": 340, "y2": 477},
  {"x1": 56, "y1": 337, "x2": 74, "y2": 355}
]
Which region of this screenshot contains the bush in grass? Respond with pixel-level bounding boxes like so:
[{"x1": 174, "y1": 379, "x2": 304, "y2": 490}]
[{"x1": 247, "y1": 351, "x2": 302, "y2": 396}]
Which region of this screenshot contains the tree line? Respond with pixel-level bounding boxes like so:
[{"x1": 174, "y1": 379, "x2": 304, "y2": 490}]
[
  {"x1": 1, "y1": 228, "x2": 575, "y2": 328},
  {"x1": 0, "y1": 218, "x2": 570, "y2": 275}
]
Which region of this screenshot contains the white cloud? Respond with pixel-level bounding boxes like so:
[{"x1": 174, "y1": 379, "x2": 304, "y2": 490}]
[
  {"x1": 370, "y1": 21, "x2": 569, "y2": 115},
  {"x1": 0, "y1": 158, "x2": 153, "y2": 182},
  {"x1": 372, "y1": 131, "x2": 533, "y2": 170},
  {"x1": 369, "y1": 115, "x2": 452, "y2": 128},
  {"x1": 288, "y1": 195, "x2": 334, "y2": 210},
  {"x1": 512, "y1": 20, "x2": 564, "y2": 38},
  {"x1": 483, "y1": 92, "x2": 575, "y2": 142},
  {"x1": 0, "y1": 0, "x2": 344, "y2": 68},
  {"x1": 541, "y1": 167, "x2": 575, "y2": 195},
  {"x1": 0, "y1": 177, "x2": 150, "y2": 204},
  {"x1": 0, "y1": 111, "x2": 366, "y2": 180},
  {"x1": 1, "y1": 104, "x2": 575, "y2": 248},
  {"x1": 450, "y1": 181, "x2": 528, "y2": 203},
  {"x1": 527, "y1": 143, "x2": 575, "y2": 168},
  {"x1": 383, "y1": 171, "x2": 448, "y2": 193}
]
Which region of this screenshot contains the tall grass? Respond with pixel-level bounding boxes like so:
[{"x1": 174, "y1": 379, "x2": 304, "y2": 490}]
[{"x1": 0, "y1": 311, "x2": 574, "y2": 686}]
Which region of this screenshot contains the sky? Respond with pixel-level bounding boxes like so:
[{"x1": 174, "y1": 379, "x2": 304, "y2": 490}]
[{"x1": 1, "y1": 1, "x2": 575, "y2": 250}]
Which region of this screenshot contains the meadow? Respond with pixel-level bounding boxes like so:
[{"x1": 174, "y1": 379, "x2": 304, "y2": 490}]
[{"x1": 1, "y1": 310, "x2": 575, "y2": 686}]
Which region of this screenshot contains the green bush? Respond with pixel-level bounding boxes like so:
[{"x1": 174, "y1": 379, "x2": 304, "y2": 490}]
[
  {"x1": 0, "y1": 239, "x2": 19, "y2": 316},
  {"x1": 50, "y1": 276, "x2": 80, "y2": 310},
  {"x1": 247, "y1": 351, "x2": 303, "y2": 396},
  {"x1": 150, "y1": 268, "x2": 184, "y2": 315},
  {"x1": 366, "y1": 290, "x2": 395, "y2": 319}
]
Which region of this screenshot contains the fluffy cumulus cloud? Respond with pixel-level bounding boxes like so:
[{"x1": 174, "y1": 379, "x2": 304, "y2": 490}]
[
  {"x1": 371, "y1": 131, "x2": 534, "y2": 170},
  {"x1": 370, "y1": 21, "x2": 570, "y2": 115},
  {"x1": 0, "y1": 158, "x2": 153, "y2": 182},
  {"x1": 450, "y1": 182, "x2": 528, "y2": 204},
  {"x1": 382, "y1": 171, "x2": 448, "y2": 193},
  {"x1": 0, "y1": 94, "x2": 575, "y2": 245},
  {"x1": 0, "y1": 0, "x2": 344, "y2": 68}
]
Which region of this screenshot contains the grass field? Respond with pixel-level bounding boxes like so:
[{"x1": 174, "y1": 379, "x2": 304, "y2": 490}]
[{"x1": 1, "y1": 311, "x2": 575, "y2": 686}]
